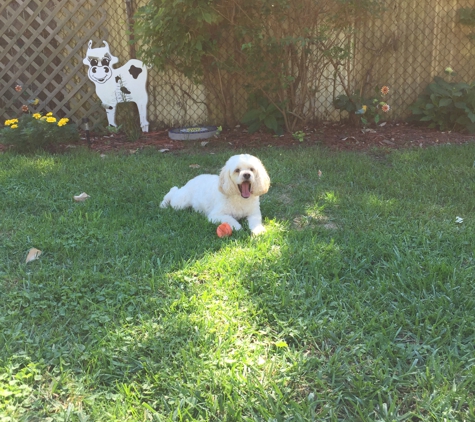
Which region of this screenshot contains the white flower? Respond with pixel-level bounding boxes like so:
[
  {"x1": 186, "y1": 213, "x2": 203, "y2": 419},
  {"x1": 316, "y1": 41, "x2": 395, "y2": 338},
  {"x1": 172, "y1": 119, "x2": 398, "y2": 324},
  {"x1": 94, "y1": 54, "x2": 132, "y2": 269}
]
[{"x1": 455, "y1": 216, "x2": 463, "y2": 224}]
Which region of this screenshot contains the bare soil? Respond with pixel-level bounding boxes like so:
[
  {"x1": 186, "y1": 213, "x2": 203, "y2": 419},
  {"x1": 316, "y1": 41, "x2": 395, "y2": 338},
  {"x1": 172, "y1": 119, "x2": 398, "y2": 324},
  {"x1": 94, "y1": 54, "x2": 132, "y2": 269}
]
[{"x1": 3, "y1": 122, "x2": 475, "y2": 154}]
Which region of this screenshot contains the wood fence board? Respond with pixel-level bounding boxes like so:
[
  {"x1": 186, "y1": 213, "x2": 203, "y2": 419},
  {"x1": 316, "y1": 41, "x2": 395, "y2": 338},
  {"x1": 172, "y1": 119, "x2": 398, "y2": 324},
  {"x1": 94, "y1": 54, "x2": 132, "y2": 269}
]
[{"x1": 0, "y1": 0, "x2": 108, "y2": 124}]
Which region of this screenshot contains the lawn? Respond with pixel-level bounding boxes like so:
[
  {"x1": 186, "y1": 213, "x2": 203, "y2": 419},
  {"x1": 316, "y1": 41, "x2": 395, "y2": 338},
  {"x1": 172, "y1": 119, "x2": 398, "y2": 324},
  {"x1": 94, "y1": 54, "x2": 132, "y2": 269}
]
[{"x1": 1, "y1": 143, "x2": 475, "y2": 421}]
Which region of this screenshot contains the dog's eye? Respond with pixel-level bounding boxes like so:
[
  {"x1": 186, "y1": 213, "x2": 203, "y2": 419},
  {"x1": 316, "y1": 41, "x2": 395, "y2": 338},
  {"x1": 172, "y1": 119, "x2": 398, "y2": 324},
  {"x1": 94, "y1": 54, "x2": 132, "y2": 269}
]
[
  {"x1": 235, "y1": 168, "x2": 240, "y2": 173},
  {"x1": 250, "y1": 168, "x2": 254, "y2": 172}
]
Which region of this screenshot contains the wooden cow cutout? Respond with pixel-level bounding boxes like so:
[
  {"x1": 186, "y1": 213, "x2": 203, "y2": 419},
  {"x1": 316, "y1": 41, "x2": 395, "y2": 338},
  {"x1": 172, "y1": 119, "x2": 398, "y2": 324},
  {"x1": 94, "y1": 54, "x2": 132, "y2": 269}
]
[{"x1": 83, "y1": 40, "x2": 149, "y2": 132}]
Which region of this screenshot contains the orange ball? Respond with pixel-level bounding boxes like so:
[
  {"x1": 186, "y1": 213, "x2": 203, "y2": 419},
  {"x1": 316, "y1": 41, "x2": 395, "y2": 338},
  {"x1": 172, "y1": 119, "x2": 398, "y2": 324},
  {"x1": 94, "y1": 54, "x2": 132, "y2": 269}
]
[{"x1": 216, "y1": 222, "x2": 233, "y2": 237}]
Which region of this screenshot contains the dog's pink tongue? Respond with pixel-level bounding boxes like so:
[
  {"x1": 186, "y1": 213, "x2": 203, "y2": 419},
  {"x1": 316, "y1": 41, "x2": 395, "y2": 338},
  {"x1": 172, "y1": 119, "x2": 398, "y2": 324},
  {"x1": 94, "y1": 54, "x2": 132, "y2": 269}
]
[{"x1": 240, "y1": 181, "x2": 251, "y2": 198}]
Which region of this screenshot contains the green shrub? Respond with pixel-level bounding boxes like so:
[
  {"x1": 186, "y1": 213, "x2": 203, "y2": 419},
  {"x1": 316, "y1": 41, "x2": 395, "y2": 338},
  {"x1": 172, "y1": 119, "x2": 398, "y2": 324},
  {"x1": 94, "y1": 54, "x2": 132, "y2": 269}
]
[
  {"x1": 241, "y1": 95, "x2": 285, "y2": 135},
  {"x1": 408, "y1": 76, "x2": 475, "y2": 133},
  {"x1": 0, "y1": 112, "x2": 79, "y2": 152}
]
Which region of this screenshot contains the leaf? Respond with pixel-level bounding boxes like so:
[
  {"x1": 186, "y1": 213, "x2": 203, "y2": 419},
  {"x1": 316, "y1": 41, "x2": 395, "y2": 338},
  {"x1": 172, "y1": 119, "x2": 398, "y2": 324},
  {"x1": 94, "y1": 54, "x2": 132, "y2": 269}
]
[
  {"x1": 454, "y1": 102, "x2": 468, "y2": 110},
  {"x1": 73, "y1": 192, "x2": 90, "y2": 202},
  {"x1": 247, "y1": 121, "x2": 261, "y2": 134},
  {"x1": 26, "y1": 248, "x2": 42, "y2": 263},
  {"x1": 264, "y1": 114, "x2": 278, "y2": 132},
  {"x1": 241, "y1": 109, "x2": 261, "y2": 124},
  {"x1": 201, "y1": 13, "x2": 214, "y2": 24},
  {"x1": 275, "y1": 340, "x2": 288, "y2": 348},
  {"x1": 439, "y1": 98, "x2": 452, "y2": 107}
]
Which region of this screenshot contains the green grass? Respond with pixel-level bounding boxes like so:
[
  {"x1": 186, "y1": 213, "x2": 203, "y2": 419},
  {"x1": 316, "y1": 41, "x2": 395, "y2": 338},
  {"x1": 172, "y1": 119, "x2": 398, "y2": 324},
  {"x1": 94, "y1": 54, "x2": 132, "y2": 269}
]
[{"x1": 1, "y1": 143, "x2": 475, "y2": 421}]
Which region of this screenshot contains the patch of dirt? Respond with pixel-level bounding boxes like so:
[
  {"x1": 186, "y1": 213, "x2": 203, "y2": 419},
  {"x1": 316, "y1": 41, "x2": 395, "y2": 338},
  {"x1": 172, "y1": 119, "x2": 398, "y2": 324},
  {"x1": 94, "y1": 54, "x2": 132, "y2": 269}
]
[{"x1": 2, "y1": 122, "x2": 475, "y2": 154}]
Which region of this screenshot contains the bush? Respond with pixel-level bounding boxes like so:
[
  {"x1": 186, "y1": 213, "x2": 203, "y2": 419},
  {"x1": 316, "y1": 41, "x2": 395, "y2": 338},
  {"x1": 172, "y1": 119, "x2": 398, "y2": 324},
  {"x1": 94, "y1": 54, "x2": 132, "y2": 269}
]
[
  {"x1": 0, "y1": 112, "x2": 79, "y2": 152},
  {"x1": 241, "y1": 93, "x2": 285, "y2": 135},
  {"x1": 134, "y1": 0, "x2": 384, "y2": 131},
  {"x1": 408, "y1": 75, "x2": 475, "y2": 133}
]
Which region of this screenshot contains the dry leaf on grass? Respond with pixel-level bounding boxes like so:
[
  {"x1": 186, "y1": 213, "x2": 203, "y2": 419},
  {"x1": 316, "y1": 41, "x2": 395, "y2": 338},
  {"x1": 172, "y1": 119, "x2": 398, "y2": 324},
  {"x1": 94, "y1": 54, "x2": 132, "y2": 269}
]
[
  {"x1": 26, "y1": 248, "x2": 42, "y2": 263},
  {"x1": 189, "y1": 164, "x2": 201, "y2": 168},
  {"x1": 74, "y1": 192, "x2": 90, "y2": 202}
]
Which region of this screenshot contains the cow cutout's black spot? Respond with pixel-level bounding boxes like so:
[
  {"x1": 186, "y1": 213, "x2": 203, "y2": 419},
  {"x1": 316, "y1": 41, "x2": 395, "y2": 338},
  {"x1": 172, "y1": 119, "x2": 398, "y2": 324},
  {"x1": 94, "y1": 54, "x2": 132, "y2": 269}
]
[
  {"x1": 115, "y1": 76, "x2": 121, "y2": 83},
  {"x1": 108, "y1": 106, "x2": 113, "y2": 110},
  {"x1": 129, "y1": 65, "x2": 143, "y2": 79},
  {"x1": 120, "y1": 86, "x2": 131, "y2": 95}
]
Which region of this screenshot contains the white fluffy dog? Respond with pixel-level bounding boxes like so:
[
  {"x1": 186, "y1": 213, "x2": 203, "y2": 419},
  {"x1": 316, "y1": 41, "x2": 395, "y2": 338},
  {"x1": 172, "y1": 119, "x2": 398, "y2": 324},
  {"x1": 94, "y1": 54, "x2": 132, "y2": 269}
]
[{"x1": 160, "y1": 154, "x2": 270, "y2": 235}]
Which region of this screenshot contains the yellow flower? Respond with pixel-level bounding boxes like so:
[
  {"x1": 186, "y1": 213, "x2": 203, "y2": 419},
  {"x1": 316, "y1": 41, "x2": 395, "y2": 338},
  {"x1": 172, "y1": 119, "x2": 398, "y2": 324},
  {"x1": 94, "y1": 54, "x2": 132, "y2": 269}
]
[
  {"x1": 33, "y1": 113, "x2": 42, "y2": 119},
  {"x1": 46, "y1": 112, "x2": 53, "y2": 117},
  {"x1": 57, "y1": 118, "x2": 69, "y2": 127},
  {"x1": 5, "y1": 119, "x2": 18, "y2": 126},
  {"x1": 46, "y1": 117, "x2": 57, "y2": 123},
  {"x1": 10, "y1": 124, "x2": 18, "y2": 129}
]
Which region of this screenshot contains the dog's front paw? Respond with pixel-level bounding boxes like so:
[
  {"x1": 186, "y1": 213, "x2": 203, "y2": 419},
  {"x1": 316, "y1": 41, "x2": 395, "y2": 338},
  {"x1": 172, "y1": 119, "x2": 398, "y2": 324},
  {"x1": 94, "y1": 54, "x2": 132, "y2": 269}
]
[
  {"x1": 230, "y1": 222, "x2": 242, "y2": 231},
  {"x1": 251, "y1": 225, "x2": 266, "y2": 236}
]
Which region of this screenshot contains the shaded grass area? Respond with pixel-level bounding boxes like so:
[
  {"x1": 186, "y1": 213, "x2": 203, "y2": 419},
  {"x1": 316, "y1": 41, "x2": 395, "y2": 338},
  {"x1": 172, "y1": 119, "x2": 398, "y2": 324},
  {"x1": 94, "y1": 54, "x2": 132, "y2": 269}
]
[{"x1": 1, "y1": 144, "x2": 475, "y2": 421}]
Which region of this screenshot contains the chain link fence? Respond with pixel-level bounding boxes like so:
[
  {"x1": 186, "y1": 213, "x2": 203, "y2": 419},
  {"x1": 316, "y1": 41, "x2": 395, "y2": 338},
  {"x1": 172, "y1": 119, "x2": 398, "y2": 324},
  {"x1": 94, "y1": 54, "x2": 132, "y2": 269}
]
[{"x1": 1, "y1": 0, "x2": 475, "y2": 132}]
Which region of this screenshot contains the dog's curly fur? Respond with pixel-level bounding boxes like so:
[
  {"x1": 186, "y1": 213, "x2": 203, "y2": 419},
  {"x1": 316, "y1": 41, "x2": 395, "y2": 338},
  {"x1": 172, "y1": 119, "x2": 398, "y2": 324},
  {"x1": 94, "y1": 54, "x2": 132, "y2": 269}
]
[{"x1": 160, "y1": 154, "x2": 270, "y2": 235}]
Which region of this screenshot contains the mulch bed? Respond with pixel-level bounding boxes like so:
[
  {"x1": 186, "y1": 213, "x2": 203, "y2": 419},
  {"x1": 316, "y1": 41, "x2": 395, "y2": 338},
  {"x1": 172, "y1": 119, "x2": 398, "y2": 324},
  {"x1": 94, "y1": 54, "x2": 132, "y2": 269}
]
[{"x1": 2, "y1": 122, "x2": 475, "y2": 154}]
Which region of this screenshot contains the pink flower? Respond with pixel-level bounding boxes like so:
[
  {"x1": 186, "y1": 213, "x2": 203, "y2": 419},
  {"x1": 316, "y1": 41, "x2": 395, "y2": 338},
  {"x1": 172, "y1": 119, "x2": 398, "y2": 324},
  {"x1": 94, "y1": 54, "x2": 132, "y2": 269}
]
[
  {"x1": 21, "y1": 105, "x2": 29, "y2": 112},
  {"x1": 381, "y1": 86, "x2": 389, "y2": 96},
  {"x1": 15, "y1": 85, "x2": 22, "y2": 92},
  {"x1": 382, "y1": 104, "x2": 390, "y2": 113}
]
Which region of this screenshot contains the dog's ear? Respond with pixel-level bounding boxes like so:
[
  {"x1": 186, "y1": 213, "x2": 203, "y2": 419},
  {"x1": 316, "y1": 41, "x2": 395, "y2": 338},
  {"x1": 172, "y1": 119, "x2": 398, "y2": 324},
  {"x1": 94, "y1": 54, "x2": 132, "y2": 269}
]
[
  {"x1": 252, "y1": 159, "x2": 270, "y2": 196},
  {"x1": 219, "y1": 167, "x2": 234, "y2": 196}
]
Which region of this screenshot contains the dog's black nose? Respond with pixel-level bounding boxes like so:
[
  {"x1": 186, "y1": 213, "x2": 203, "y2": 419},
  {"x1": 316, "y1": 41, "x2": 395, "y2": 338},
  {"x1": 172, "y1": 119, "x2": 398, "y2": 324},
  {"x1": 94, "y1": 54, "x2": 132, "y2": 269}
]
[{"x1": 243, "y1": 173, "x2": 250, "y2": 180}]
